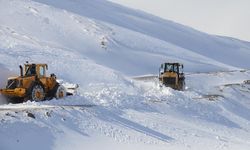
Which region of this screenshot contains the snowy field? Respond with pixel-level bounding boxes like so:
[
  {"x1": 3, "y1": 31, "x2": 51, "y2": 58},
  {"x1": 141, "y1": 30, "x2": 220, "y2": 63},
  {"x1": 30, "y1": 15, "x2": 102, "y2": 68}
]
[{"x1": 0, "y1": 0, "x2": 250, "y2": 150}]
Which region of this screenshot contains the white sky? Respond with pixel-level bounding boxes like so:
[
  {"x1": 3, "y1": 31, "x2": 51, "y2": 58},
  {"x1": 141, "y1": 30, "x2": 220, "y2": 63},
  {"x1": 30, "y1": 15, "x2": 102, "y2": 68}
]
[{"x1": 109, "y1": 0, "x2": 250, "y2": 42}]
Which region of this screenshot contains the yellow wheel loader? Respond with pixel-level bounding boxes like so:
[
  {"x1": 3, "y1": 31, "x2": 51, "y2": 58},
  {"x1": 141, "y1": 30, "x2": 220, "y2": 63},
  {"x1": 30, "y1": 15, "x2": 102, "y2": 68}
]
[
  {"x1": 159, "y1": 62, "x2": 185, "y2": 90},
  {"x1": 0, "y1": 63, "x2": 66, "y2": 103}
]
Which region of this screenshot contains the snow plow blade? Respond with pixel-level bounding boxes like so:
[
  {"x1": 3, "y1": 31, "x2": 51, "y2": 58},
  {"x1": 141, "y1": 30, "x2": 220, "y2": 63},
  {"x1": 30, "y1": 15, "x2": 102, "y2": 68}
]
[
  {"x1": 244, "y1": 80, "x2": 250, "y2": 84},
  {"x1": 64, "y1": 84, "x2": 79, "y2": 96}
]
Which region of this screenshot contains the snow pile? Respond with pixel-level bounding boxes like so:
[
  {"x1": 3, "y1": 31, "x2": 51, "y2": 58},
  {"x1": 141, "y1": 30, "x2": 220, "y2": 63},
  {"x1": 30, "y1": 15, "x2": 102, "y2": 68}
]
[
  {"x1": 0, "y1": 64, "x2": 16, "y2": 104},
  {"x1": 0, "y1": 94, "x2": 7, "y2": 104},
  {"x1": 0, "y1": 64, "x2": 14, "y2": 87}
]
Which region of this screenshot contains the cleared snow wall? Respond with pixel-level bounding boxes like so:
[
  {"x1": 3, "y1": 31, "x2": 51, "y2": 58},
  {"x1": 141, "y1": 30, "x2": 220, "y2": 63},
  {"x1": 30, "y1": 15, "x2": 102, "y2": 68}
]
[{"x1": 0, "y1": 64, "x2": 15, "y2": 104}]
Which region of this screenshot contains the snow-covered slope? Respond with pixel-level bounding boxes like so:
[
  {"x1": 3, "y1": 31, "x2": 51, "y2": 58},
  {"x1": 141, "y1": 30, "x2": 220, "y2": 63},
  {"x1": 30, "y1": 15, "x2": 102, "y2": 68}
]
[
  {"x1": 1, "y1": 0, "x2": 250, "y2": 76},
  {"x1": 0, "y1": 0, "x2": 250, "y2": 150}
]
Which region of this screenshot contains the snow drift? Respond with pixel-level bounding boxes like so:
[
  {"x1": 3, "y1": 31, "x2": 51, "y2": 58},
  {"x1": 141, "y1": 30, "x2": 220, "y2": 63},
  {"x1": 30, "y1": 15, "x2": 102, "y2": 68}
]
[{"x1": 0, "y1": 64, "x2": 16, "y2": 104}]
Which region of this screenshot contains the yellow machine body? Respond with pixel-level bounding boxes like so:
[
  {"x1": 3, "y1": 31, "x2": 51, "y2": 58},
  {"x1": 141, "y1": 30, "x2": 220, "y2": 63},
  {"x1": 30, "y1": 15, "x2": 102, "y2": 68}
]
[
  {"x1": 159, "y1": 62, "x2": 185, "y2": 90},
  {"x1": 0, "y1": 63, "x2": 61, "y2": 102}
]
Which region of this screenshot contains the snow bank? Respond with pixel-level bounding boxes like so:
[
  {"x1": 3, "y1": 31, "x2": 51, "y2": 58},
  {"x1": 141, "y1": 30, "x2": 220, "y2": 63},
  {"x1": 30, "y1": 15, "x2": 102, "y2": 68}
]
[{"x1": 0, "y1": 64, "x2": 16, "y2": 104}]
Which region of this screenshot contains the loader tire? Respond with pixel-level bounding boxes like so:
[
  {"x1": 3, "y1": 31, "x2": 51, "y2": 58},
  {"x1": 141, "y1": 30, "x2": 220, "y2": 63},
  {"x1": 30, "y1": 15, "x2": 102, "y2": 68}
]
[
  {"x1": 54, "y1": 84, "x2": 66, "y2": 99},
  {"x1": 30, "y1": 84, "x2": 45, "y2": 102},
  {"x1": 180, "y1": 81, "x2": 186, "y2": 91}
]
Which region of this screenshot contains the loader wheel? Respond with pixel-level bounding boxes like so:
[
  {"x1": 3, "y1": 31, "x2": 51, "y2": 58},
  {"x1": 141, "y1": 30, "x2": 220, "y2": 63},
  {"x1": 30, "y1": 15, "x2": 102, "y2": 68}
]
[
  {"x1": 54, "y1": 85, "x2": 66, "y2": 99},
  {"x1": 31, "y1": 84, "x2": 45, "y2": 102},
  {"x1": 179, "y1": 81, "x2": 186, "y2": 91}
]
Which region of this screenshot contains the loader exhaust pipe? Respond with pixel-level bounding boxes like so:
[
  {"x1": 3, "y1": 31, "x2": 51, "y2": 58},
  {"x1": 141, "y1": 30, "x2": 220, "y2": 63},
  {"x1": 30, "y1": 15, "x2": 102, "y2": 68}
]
[{"x1": 19, "y1": 65, "x2": 23, "y2": 77}]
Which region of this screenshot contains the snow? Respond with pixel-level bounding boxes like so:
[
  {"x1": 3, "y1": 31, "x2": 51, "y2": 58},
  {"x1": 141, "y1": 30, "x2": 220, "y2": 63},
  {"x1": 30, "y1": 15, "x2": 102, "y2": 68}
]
[{"x1": 0, "y1": 0, "x2": 250, "y2": 150}]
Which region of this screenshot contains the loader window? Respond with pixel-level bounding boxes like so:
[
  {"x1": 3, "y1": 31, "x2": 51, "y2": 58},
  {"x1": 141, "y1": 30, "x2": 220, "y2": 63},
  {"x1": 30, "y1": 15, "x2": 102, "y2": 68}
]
[
  {"x1": 173, "y1": 65, "x2": 178, "y2": 72},
  {"x1": 25, "y1": 65, "x2": 36, "y2": 76},
  {"x1": 165, "y1": 64, "x2": 171, "y2": 71},
  {"x1": 39, "y1": 66, "x2": 45, "y2": 77},
  {"x1": 160, "y1": 64, "x2": 164, "y2": 74},
  {"x1": 179, "y1": 65, "x2": 183, "y2": 73}
]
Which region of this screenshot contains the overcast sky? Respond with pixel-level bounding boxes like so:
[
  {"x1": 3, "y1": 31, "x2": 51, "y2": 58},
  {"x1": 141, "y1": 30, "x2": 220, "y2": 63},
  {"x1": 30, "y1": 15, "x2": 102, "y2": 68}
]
[{"x1": 109, "y1": 0, "x2": 250, "y2": 42}]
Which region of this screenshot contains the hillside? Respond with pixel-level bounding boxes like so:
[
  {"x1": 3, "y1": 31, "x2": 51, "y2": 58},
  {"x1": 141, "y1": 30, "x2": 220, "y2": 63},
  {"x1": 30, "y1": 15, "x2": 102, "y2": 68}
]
[{"x1": 0, "y1": 0, "x2": 250, "y2": 150}]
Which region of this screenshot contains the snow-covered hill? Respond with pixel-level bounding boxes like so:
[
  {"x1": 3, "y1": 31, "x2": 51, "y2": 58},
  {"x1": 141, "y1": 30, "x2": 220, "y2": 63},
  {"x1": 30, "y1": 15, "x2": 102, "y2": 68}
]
[
  {"x1": 0, "y1": 0, "x2": 250, "y2": 150},
  {"x1": 1, "y1": 0, "x2": 250, "y2": 75}
]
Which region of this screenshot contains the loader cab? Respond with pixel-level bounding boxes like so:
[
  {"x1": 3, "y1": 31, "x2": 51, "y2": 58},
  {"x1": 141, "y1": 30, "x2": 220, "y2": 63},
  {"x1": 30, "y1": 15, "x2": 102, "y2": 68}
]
[
  {"x1": 159, "y1": 63, "x2": 183, "y2": 75},
  {"x1": 24, "y1": 64, "x2": 48, "y2": 77}
]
